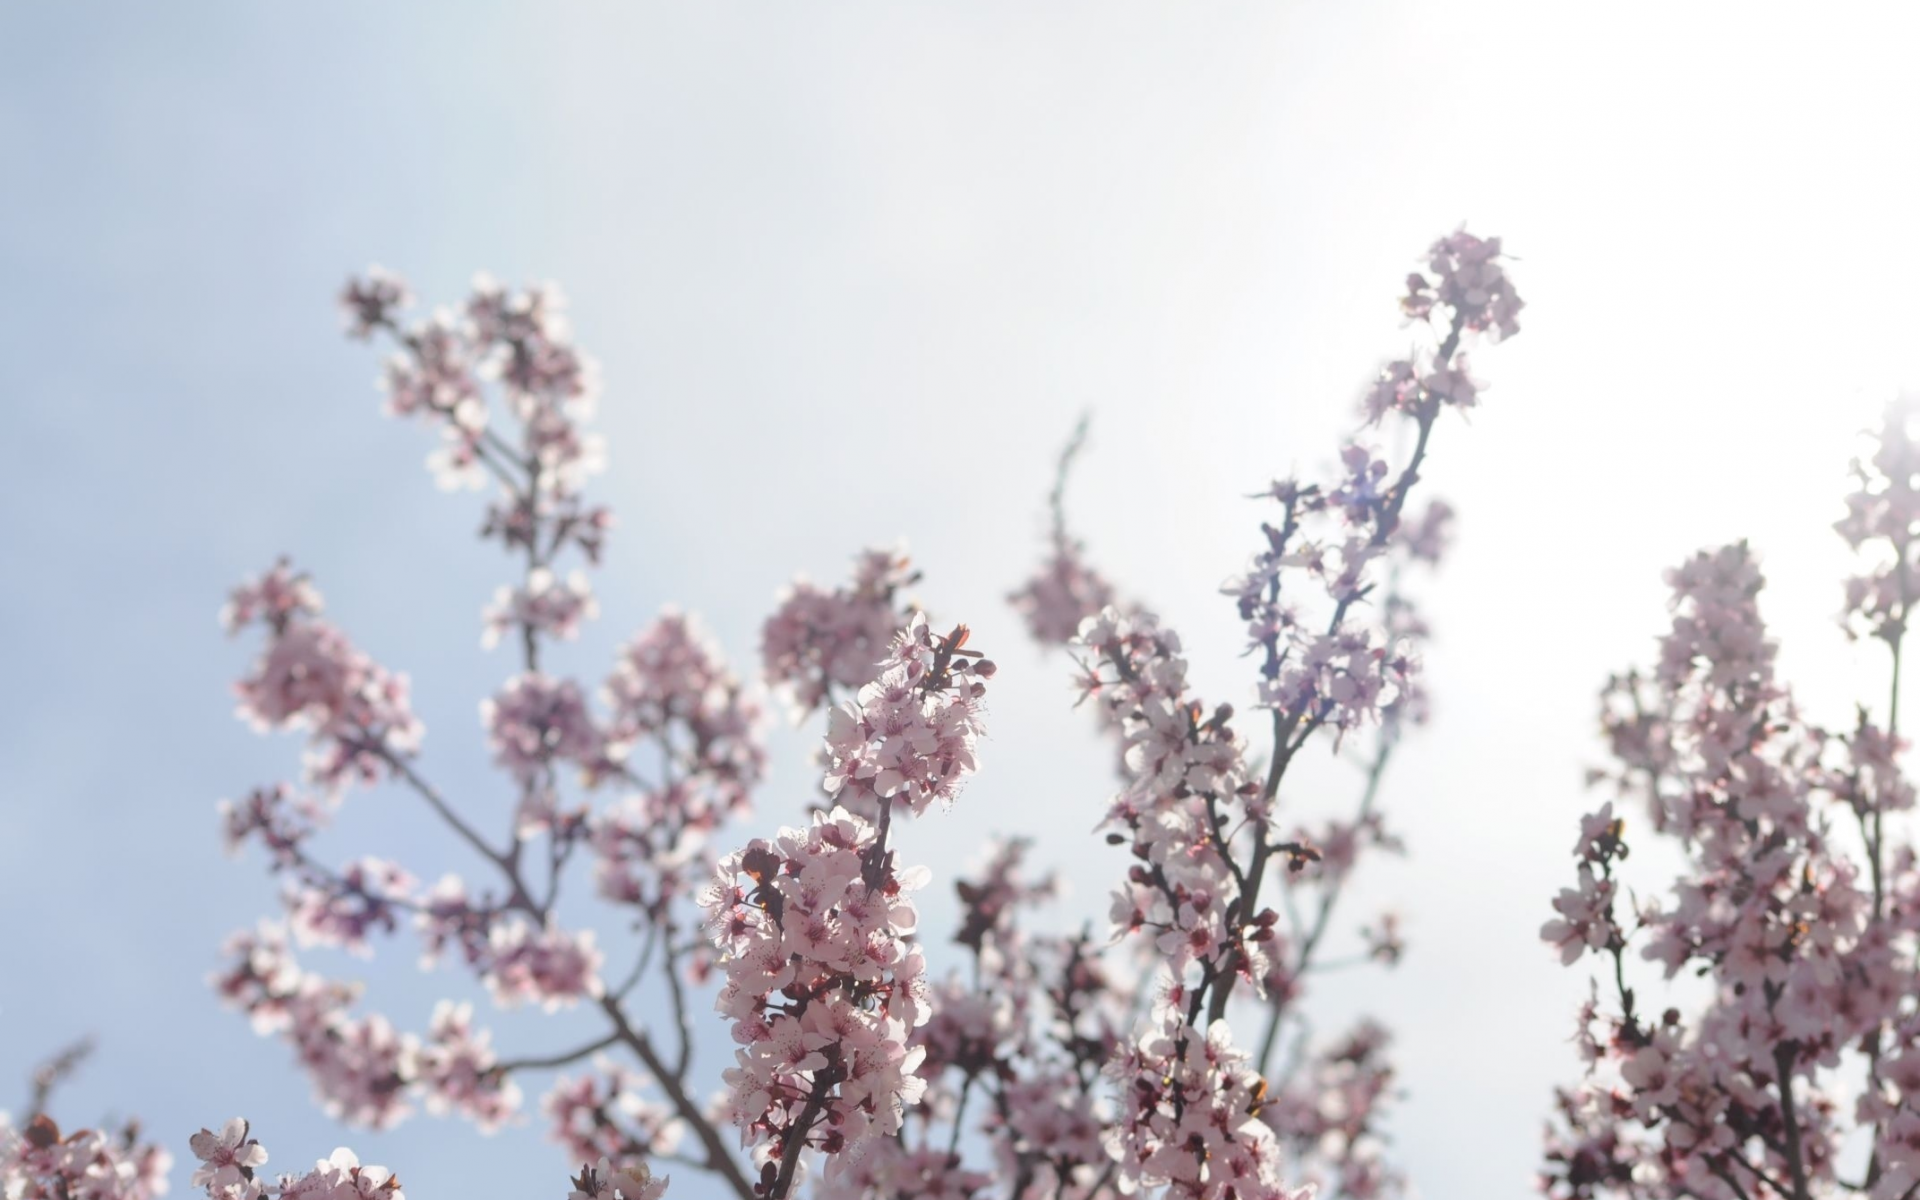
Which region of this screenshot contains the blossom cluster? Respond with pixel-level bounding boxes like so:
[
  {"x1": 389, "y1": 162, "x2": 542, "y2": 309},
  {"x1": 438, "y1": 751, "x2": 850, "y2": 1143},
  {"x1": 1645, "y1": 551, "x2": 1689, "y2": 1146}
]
[
  {"x1": 542, "y1": 1062, "x2": 685, "y2": 1172},
  {"x1": 1077, "y1": 606, "x2": 1272, "y2": 993},
  {"x1": 209, "y1": 923, "x2": 523, "y2": 1131},
  {"x1": 345, "y1": 268, "x2": 612, "y2": 651},
  {"x1": 820, "y1": 615, "x2": 994, "y2": 821},
  {"x1": 595, "y1": 612, "x2": 768, "y2": 912},
  {"x1": 701, "y1": 808, "x2": 935, "y2": 1194},
  {"x1": 484, "y1": 568, "x2": 599, "y2": 651},
  {"x1": 1837, "y1": 396, "x2": 1920, "y2": 644},
  {"x1": 1398, "y1": 228, "x2": 1523, "y2": 343},
  {"x1": 904, "y1": 842, "x2": 1127, "y2": 1200},
  {"x1": 1542, "y1": 399, "x2": 1920, "y2": 1200},
  {"x1": 1229, "y1": 234, "x2": 1520, "y2": 752},
  {"x1": 1071, "y1": 609, "x2": 1294, "y2": 1194},
  {"x1": 761, "y1": 548, "x2": 920, "y2": 717},
  {"x1": 1104, "y1": 1006, "x2": 1308, "y2": 1200},
  {"x1": 224, "y1": 561, "x2": 422, "y2": 790},
  {"x1": 0, "y1": 1114, "x2": 169, "y2": 1200},
  {"x1": 187, "y1": 1118, "x2": 400, "y2": 1200},
  {"x1": 350, "y1": 270, "x2": 604, "y2": 502},
  {"x1": 697, "y1": 616, "x2": 993, "y2": 1196},
  {"x1": 567, "y1": 1158, "x2": 669, "y2": 1200},
  {"x1": 179, "y1": 1114, "x2": 671, "y2": 1200},
  {"x1": 1257, "y1": 1021, "x2": 1403, "y2": 1200}
]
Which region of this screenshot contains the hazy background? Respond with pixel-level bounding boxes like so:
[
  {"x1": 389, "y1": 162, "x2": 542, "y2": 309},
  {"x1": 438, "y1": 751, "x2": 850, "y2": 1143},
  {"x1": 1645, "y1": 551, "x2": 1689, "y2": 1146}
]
[{"x1": 5, "y1": 4, "x2": 1920, "y2": 1197}]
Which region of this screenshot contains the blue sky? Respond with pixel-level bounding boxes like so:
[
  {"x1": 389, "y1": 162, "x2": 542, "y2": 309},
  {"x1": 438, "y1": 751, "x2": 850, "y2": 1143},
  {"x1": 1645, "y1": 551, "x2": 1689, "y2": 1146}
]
[{"x1": 7, "y1": 4, "x2": 1920, "y2": 1198}]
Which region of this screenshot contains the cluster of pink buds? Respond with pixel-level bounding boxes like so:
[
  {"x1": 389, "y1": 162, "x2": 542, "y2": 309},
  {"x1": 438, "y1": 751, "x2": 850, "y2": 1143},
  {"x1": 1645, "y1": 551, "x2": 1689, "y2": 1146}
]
[
  {"x1": 761, "y1": 549, "x2": 921, "y2": 717},
  {"x1": 224, "y1": 561, "x2": 422, "y2": 790}
]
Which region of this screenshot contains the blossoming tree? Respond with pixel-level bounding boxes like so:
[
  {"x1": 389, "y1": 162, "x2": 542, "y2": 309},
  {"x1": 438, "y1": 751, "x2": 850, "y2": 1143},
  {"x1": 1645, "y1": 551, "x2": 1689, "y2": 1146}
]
[
  {"x1": 4, "y1": 229, "x2": 1523, "y2": 1200},
  {"x1": 1542, "y1": 400, "x2": 1920, "y2": 1200}
]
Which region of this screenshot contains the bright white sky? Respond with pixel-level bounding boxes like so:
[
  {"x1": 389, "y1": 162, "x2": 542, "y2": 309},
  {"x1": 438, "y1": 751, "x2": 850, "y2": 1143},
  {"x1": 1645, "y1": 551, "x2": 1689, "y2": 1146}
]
[{"x1": 6, "y1": 4, "x2": 1920, "y2": 1198}]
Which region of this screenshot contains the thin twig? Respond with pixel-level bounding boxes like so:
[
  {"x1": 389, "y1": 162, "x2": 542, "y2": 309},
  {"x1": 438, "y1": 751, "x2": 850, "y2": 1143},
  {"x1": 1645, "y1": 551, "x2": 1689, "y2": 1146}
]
[
  {"x1": 25, "y1": 1038, "x2": 94, "y2": 1119},
  {"x1": 494, "y1": 1031, "x2": 623, "y2": 1074}
]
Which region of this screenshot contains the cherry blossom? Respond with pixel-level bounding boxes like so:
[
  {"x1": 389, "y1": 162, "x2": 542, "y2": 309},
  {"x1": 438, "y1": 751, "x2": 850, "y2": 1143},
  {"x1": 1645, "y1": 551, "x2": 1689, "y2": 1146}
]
[
  {"x1": 189, "y1": 1119, "x2": 267, "y2": 1192},
  {"x1": 483, "y1": 673, "x2": 608, "y2": 787},
  {"x1": 416, "y1": 1002, "x2": 522, "y2": 1133}
]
